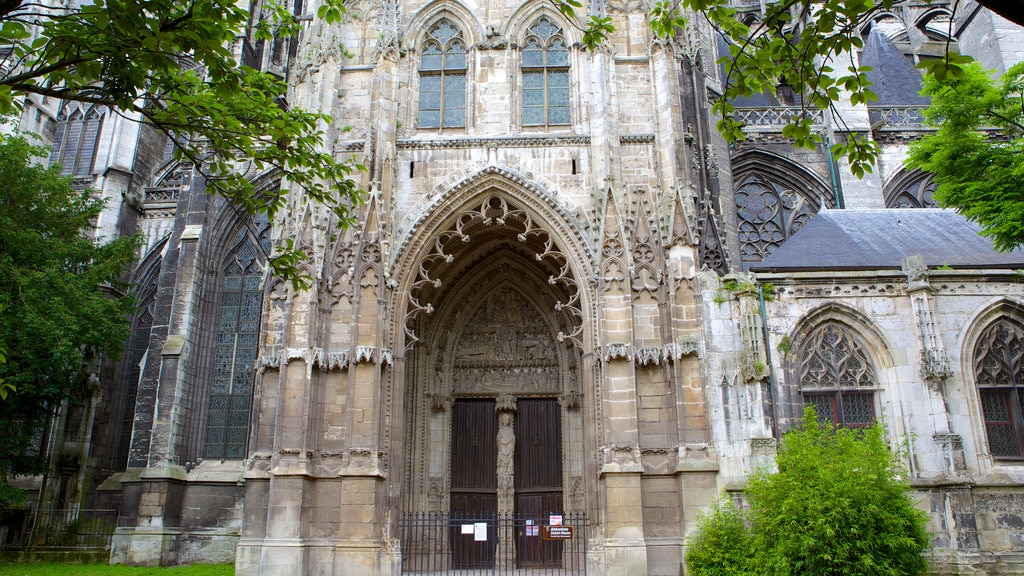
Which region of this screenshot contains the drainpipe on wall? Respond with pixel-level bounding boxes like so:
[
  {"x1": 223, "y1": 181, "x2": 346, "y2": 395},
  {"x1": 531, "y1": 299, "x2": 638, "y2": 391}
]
[
  {"x1": 823, "y1": 130, "x2": 844, "y2": 209},
  {"x1": 758, "y1": 284, "x2": 779, "y2": 439}
]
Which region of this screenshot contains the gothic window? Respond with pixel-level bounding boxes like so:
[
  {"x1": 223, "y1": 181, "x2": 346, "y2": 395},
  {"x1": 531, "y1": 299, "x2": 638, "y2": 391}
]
[
  {"x1": 884, "y1": 172, "x2": 937, "y2": 208},
  {"x1": 974, "y1": 318, "x2": 1024, "y2": 459},
  {"x1": 418, "y1": 19, "x2": 467, "y2": 129},
  {"x1": 204, "y1": 216, "x2": 270, "y2": 460},
  {"x1": 521, "y1": 16, "x2": 570, "y2": 127},
  {"x1": 798, "y1": 322, "x2": 878, "y2": 428},
  {"x1": 49, "y1": 104, "x2": 105, "y2": 177},
  {"x1": 735, "y1": 173, "x2": 817, "y2": 264}
]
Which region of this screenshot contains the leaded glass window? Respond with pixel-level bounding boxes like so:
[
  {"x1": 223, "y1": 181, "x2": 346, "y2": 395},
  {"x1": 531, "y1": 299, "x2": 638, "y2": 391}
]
[
  {"x1": 204, "y1": 216, "x2": 270, "y2": 460},
  {"x1": 418, "y1": 19, "x2": 466, "y2": 129},
  {"x1": 736, "y1": 173, "x2": 817, "y2": 264},
  {"x1": 522, "y1": 16, "x2": 570, "y2": 127},
  {"x1": 974, "y1": 319, "x2": 1024, "y2": 458},
  {"x1": 799, "y1": 322, "x2": 878, "y2": 428},
  {"x1": 49, "y1": 104, "x2": 105, "y2": 178}
]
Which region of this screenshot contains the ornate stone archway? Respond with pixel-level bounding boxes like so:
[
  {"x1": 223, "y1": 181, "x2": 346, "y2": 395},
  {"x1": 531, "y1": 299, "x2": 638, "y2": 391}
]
[{"x1": 394, "y1": 192, "x2": 591, "y2": 515}]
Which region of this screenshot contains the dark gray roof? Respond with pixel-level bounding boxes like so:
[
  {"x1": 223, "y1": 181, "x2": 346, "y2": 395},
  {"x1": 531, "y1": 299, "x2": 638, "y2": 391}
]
[
  {"x1": 860, "y1": 28, "x2": 930, "y2": 106},
  {"x1": 751, "y1": 209, "x2": 1024, "y2": 272}
]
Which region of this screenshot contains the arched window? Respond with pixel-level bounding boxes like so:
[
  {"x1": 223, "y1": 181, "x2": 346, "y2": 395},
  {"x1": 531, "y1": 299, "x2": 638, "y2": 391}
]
[
  {"x1": 49, "y1": 104, "x2": 105, "y2": 177},
  {"x1": 974, "y1": 318, "x2": 1024, "y2": 459},
  {"x1": 204, "y1": 216, "x2": 271, "y2": 460},
  {"x1": 522, "y1": 16, "x2": 569, "y2": 127},
  {"x1": 798, "y1": 322, "x2": 878, "y2": 428},
  {"x1": 418, "y1": 19, "x2": 467, "y2": 129},
  {"x1": 884, "y1": 170, "x2": 937, "y2": 208},
  {"x1": 735, "y1": 173, "x2": 818, "y2": 264}
]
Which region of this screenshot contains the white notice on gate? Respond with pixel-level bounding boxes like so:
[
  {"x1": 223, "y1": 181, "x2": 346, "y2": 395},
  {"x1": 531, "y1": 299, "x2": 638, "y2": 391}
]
[
  {"x1": 461, "y1": 524, "x2": 473, "y2": 535},
  {"x1": 474, "y1": 522, "x2": 487, "y2": 541},
  {"x1": 549, "y1": 515, "x2": 563, "y2": 526}
]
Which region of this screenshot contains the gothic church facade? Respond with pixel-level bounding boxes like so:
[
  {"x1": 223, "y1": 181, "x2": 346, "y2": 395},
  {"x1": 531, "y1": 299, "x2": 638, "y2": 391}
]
[{"x1": 8, "y1": 1, "x2": 1024, "y2": 575}]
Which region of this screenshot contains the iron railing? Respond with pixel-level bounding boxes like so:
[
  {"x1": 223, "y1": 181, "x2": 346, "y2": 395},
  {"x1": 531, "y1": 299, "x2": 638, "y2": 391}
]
[
  {"x1": 1, "y1": 507, "x2": 119, "y2": 550},
  {"x1": 400, "y1": 512, "x2": 588, "y2": 575}
]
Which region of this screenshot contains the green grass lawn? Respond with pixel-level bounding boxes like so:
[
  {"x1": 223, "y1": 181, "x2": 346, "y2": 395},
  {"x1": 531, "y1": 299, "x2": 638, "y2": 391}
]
[{"x1": 0, "y1": 564, "x2": 233, "y2": 576}]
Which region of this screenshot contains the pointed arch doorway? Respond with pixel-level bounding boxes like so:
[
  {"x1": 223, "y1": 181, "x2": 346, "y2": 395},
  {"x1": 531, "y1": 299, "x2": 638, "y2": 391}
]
[
  {"x1": 439, "y1": 277, "x2": 571, "y2": 569},
  {"x1": 398, "y1": 193, "x2": 587, "y2": 571}
]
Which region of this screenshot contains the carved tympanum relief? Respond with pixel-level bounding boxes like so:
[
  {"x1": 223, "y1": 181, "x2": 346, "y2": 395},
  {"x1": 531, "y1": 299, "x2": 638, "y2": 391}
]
[{"x1": 448, "y1": 286, "x2": 561, "y2": 395}]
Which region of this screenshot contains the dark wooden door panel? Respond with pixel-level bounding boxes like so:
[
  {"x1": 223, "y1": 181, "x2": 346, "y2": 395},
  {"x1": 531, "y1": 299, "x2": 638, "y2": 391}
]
[
  {"x1": 515, "y1": 398, "x2": 563, "y2": 489},
  {"x1": 451, "y1": 399, "x2": 497, "y2": 568},
  {"x1": 514, "y1": 398, "x2": 563, "y2": 568},
  {"x1": 451, "y1": 399, "x2": 498, "y2": 490}
]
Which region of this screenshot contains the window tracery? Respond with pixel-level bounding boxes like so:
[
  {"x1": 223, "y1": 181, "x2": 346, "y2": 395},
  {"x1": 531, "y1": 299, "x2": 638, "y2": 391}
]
[
  {"x1": 521, "y1": 16, "x2": 569, "y2": 127},
  {"x1": 49, "y1": 104, "x2": 106, "y2": 178},
  {"x1": 418, "y1": 19, "x2": 466, "y2": 129},
  {"x1": 885, "y1": 173, "x2": 937, "y2": 208},
  {"x1": 203, "y1": 215, "x2": 270, "y2": 460},
  {"x1": 974, "y1": 318, "x2": 1024, "y2": 459},
  {"x1": 798, "y1": 322, "x2": 878, "y2": 428},
  {"x1": 735, "y1": 173, "x2": 817, "y2": 264}
]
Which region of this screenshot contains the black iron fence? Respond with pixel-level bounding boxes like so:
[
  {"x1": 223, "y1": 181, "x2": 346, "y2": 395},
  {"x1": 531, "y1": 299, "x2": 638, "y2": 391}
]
[
  {"x1": 0, "y1": 507, "x2": 118, "y2": 550},
  {"x1": 400, "y1": 512, "x2": 588, "y2": 575}
]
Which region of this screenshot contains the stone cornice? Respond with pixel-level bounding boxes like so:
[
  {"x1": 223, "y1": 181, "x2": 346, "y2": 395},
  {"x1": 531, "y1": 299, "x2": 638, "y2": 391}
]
[{"x1": 339, "y1": 133, "x2": 656, "y2": 152}]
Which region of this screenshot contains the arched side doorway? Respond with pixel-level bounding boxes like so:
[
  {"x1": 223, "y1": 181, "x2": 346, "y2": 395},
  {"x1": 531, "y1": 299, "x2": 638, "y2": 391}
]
[{"x1": 390, "y1": 187, "x2": 594, "y2": 571}]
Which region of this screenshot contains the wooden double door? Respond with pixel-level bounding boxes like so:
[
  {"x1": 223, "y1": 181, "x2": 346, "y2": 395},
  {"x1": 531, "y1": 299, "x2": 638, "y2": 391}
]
[{"x1": 450, "y1": 398, "x2": 563, "y2": 568}]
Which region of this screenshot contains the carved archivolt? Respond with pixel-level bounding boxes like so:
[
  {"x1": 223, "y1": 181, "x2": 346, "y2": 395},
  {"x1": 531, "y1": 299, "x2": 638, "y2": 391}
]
[{"x1": 404, "y1": 194, "x2": 585, "y2": 349}]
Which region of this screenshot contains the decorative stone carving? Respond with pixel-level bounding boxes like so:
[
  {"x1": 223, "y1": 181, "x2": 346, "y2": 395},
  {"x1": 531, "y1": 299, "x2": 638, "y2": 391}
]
[
  {"x1": 664, "y1": 339, "x2": 702, "y2": 360},
  {"x1": 496, "y1": 411, "x2": 515, "y2": 503},
  {"x1": 600, "y1": 443, "x2": 643, "y2": 473},
  {"x1": 902, "y1": 254, "x2": 929, "y2": 292},
  {"x1": 495, "y1": 394, "x2": 516, "y2": 412},
  {"x1": 452, "y1": 367, "x2": 559, "y2": 395},
  {"x1": 603, "y1": 343, "x2": 632, "y2": 362},
  {"x1": 560, "y1": 389, "x2": 581, "y2": 410},
  {"x1": 398, "y1": 182, "x2": 588, "y2": 350},
  {"x1": 934, "y1": 433, "x2": 967, "y2": 478},
  {"x1": 633, "y1": 347, "x2": 662, "y2": 366},
  {"x1": 750, "y1": 437, "x2": 777, "y2": 456},
  {"x1": 429, "y1": 394, "x2": 451, "y2": 412}
]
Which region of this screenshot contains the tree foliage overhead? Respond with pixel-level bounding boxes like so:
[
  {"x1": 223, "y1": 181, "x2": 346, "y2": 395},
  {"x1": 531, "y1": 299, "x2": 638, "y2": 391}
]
[
  {"x1": 555, "y1": 0, "x2": 1012, "y2": 178},
  {"x1": 0, "y1": 133, "x2": 139, "y2": 507},
  {"x1": 0, "y1": 0, "x2": 361, "y2": 287},
  {"x1": 909, "y1": 62, "x2": 1024, "y2": 251},
  {"x1": 685, "y1": 408, "x2": 930, "y2": 576}
]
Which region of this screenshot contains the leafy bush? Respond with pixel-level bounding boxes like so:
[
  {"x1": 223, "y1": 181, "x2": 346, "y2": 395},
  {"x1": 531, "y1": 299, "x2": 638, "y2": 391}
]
[
  {"x1": 686, "y1": 408, "x2": 930, "y2": 576},
  {"x1": 684, "y1": 497, "x2": 751, "y2": 576}
]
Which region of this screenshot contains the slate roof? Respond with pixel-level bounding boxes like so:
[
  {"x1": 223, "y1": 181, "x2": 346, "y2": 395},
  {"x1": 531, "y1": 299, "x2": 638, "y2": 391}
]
[
  {"x1": 751, "y1": 209, "x2": 1024, "y2": 272},
  {"x1": 860, "y1": 27, "x2": 930, "y2": 106}
]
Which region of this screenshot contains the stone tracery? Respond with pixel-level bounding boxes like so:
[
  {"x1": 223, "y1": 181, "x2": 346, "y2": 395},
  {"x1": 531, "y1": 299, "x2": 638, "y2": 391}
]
[{"x1": 404, "y1": 194, "x2": 585, "y2": 349}]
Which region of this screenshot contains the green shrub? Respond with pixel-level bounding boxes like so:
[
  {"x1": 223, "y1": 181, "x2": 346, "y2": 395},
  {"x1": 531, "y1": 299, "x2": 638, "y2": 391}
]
[
  {"x1": 685, "y1": 408, "x2": 930, "y2": 576},
  {"x1": 685, "y1": 497, "x2": 751, "y2": 576}
]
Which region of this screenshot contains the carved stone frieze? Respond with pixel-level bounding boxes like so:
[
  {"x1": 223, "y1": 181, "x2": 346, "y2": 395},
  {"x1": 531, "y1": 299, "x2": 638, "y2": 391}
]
[
  {"x1": 750, "y1": 437, "x2": 777, "y2": 456},
  {"x1": 452, "y1": 366, "x2": 560, "y2": 395},
  {"x1": 603, "y1": 343, "x2": 632, "y2": 362},
  {"x1": 600, "y1": 443, "x2": 643, "y2": 473}
]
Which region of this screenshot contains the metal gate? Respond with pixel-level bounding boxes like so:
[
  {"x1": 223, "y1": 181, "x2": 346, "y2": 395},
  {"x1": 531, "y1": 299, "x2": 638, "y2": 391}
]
[{"x1": 400, "y1": 512, "x2": 588, "y2": 575}]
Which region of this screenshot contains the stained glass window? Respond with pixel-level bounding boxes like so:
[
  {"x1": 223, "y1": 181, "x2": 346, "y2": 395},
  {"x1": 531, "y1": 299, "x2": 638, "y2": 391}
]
[
  {"x1": 736, "y1": 173, "x2": 817, "y2": 264},
  {"x1": 204, "y1": 216, "x2": 270, "y2": 460},
  {"x1": 799, "y1": 322, "x2": 878, "y2": 428},
  {"x1": 418, "y1": 19, "x2": 466, "y2": 129},
  {"x1": 49, "y1": 105, "x2": 105, "y2": 178},
  {"x1": 522, "y1": 17, "x2": 570, "y2": 127},
  {"x1": 974, "y1": 319, "x2": 1024, "y2": 458}
]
